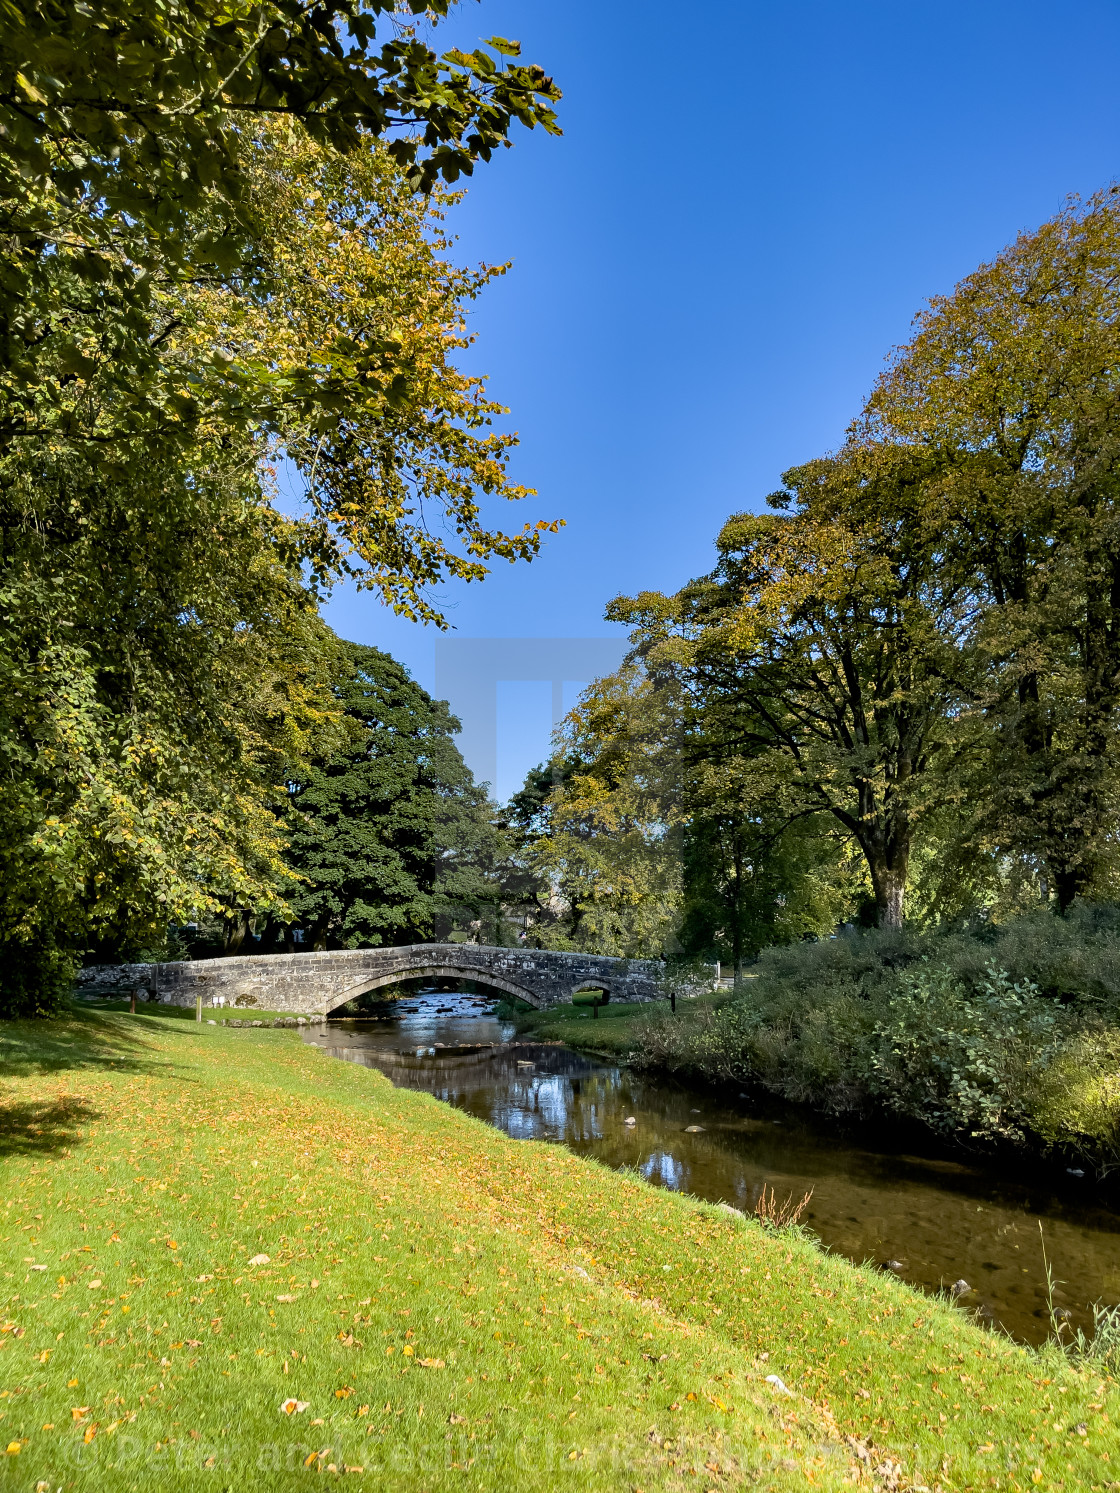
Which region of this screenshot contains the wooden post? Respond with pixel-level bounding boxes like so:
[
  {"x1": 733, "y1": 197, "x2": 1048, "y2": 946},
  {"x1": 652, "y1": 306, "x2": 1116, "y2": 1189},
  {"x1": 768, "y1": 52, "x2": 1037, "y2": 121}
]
[
  {"x1": 671, "y1": 991, "x2": 676, "y2": 1013},
  {"x1": 195, "y1": 995, "x2": 203, "y2": 1023},
  {"x1": 130, "y1": 991, "x2": 137, "y2": 1014}
]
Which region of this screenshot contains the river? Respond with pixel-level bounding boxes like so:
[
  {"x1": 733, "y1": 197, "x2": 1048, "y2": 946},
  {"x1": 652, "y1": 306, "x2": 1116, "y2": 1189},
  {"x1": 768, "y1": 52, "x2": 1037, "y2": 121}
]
[{"x1": 301, "y1": 987, "x2": 1120, "y2": 1347}]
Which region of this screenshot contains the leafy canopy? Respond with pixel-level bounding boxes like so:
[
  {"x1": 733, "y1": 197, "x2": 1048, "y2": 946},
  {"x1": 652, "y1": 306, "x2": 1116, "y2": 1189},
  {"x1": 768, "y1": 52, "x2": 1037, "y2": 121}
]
[{"x1": 283, "y1": 643, "x2": 502, "y2": 948}]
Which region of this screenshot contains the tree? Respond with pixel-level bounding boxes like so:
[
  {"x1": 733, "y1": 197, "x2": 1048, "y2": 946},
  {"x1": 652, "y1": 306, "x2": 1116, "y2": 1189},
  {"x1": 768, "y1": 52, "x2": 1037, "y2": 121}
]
[
  {"x1": 0, "y1": 2, "x2": 560, "y2": 451},
  {"x1": 676, "y1": 744, "x2": 859, "y2": 976},
  {"x1": 0, "y1": 435, "x2": 345, "y2": 1006},
  {"x1": 0, "y1": 121, "x2": 556, "y2": 1005},
  {"x1": 506, "y1": 659, "x2": 855, "y2": 965},
  {"x1": 281, "y1": 642, "x2": 502, "y2": 948},
  {"x1": 864, "y1": 189, "x2": 1120, "y2": 909},
  {"x1": 515, "y1": 666, "x2": 684, "y2": 958},
  {"x1": 613, "y1": 446, "x2": 975, "y2": 929},
  {"x1": 234, "y1": 123, "x2": 560, "y2": 621}
]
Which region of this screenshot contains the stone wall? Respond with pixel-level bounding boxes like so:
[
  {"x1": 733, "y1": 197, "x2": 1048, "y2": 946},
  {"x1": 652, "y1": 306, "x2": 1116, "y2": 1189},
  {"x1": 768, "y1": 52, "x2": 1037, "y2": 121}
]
[{"x1": 77, "y1": 943, "x2": 662, "y2": 1015}]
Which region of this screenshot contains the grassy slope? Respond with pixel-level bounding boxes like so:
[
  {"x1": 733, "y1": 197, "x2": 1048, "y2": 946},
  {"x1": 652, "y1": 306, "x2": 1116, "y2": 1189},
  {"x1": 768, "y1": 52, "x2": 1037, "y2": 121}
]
[{"x1": 0, "y1": 1012, "x2": 1114, "y2": 1491}]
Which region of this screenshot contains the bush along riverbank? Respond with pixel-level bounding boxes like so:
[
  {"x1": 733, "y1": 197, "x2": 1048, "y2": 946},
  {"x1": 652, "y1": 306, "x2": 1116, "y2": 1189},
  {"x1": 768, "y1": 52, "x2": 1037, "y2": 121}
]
[
  {"x1": 1, "y1": 1005, "x2": 1119, "y2": 1489},
  {"x1": 632, "y1": 905, "x2": 1120, "y2": 1177}
]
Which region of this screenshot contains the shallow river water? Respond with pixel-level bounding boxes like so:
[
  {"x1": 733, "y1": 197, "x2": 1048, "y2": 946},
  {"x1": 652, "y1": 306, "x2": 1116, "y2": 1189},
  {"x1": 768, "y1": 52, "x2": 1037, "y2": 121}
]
[{"x1": 301, "y1": 988, "x2": 1120, "y2": 1346}]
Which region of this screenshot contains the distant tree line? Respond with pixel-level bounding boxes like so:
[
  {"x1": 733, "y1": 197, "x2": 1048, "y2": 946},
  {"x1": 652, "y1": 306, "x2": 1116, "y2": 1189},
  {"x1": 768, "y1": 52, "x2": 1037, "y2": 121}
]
[{"x1": 509, "y1": 193, "x2": 1120, "y2": 973}]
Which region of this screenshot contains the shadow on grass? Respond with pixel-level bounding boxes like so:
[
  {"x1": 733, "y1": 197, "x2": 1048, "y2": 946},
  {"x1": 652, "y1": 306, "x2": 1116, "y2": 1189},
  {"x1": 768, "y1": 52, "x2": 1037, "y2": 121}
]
[
  {"x1": 0, "y1": 1005, "x2": 159, "y2": 1080},
  {"x1": 0, "y1": 1094, "x2": 101, "y2": 1157}
]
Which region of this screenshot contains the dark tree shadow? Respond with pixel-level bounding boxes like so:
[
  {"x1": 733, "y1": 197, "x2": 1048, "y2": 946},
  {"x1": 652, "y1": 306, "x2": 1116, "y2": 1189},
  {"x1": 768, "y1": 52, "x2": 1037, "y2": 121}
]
[
  {"x1": 0, "y1": 1095, "x2": 101, "y2": 1157},
  {"x1": 0, "y1": 1005, "x2": 159, "y2": 1080}
]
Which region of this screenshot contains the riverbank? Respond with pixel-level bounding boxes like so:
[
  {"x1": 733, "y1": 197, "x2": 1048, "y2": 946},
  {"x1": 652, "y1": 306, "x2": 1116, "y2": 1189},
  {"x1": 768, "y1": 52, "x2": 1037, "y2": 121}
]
[
  {"x1": 616, "y1": 912, "x2": 1120, "y2": 1176},
  {"x1": 0, "y1": 1008, "x2": 1115, "y2": 1490},
  {"x1": 506, "y1": 996, "x2": 668, "y2": 1056}
]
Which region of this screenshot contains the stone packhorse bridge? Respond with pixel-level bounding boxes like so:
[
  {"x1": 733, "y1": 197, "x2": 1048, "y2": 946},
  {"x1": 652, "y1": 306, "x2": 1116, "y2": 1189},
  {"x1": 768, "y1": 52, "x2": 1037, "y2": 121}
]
[{"x1": 78, "y1": 943, "x2": 662, "y2": 1017}]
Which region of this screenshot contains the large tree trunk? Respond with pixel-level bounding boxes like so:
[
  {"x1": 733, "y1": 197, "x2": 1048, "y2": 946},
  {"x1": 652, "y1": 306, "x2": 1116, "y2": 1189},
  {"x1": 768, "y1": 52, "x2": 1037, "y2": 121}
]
[
  {"x1": 852, "y1": 783, "x2": 911, "y2": 929},
  {"x1": 872, "y1": 867, "x2": 906, "y2": 929},
  {"x1": 861, "y1": 820, "x2": 909, "y2": 929},
  {"x1": 223, "y1": 915, "x2": 249, "y2": 954}
]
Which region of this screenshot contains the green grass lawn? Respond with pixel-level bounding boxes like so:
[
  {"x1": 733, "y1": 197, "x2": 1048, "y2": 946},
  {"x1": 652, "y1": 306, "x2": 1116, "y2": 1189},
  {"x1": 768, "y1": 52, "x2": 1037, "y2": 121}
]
[
  {"x1": 512, "y1": 995, "x2": 720, "y2": 1057},
  {"x1": 0, "y1": 1007, "x2": 1114, "y2": 1490}
]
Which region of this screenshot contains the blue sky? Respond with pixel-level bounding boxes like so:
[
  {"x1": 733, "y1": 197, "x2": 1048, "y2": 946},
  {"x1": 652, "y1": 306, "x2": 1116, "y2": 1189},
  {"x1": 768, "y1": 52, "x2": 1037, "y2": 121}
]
[{"x1": 317, "y1": 0, "x2": 1120, "y2": 798}]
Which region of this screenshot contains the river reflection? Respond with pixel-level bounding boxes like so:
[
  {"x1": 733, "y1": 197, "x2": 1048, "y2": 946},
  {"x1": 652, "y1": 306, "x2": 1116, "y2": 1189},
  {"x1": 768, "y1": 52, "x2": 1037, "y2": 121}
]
[{"x1": 303, "y1": 989, "x2": 1120, "y2": 1346}]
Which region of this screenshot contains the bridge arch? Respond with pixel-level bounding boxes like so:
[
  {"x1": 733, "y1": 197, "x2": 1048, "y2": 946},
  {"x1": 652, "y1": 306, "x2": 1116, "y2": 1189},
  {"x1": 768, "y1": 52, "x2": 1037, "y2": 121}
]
[
  {"x1": 571, "y1": 980, "x2": 611, "y2": 1004},
  {"x1": 326, "y1": 961, "x2": 544, "y2": 1013}
]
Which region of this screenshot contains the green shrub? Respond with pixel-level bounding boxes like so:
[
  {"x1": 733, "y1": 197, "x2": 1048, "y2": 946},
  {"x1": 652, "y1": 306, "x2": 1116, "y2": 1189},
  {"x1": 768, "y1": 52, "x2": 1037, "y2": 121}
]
[
  {"x1": 635, "y1": 904, "x2": 1120, "y2": 1167},
  {"x1": 869, "y1": 964, "x2": 1063, "y2": 1145},
  {"x1": 0, "y1": 941, "x2": 75, "y2": 1018}
]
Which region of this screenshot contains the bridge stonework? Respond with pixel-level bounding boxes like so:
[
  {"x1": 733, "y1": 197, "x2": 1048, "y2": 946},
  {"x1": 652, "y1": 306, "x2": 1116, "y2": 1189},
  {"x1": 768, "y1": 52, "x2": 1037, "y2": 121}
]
[{"x1": 77, "y1": 943, "x2": 662, "y2": 1016}]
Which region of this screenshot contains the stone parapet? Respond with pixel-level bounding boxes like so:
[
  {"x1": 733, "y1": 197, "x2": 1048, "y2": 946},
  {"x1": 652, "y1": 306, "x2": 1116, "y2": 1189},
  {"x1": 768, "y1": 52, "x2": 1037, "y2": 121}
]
[{"x1": 77, "y1": 943, "x2": 662, "y2": 1015}]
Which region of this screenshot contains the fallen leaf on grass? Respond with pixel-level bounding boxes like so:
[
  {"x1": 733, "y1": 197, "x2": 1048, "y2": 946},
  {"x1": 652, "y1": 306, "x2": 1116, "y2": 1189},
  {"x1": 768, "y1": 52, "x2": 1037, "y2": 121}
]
[
  {"x1": 29, "y1": 1265, "x2": 46, "y2": 1273},
  {"x1": 5, "y1": 1441, "x2": 20, "y2": 1455},
  {"x1": 83, "y1": 1424, "x2": 97, "y2": 1444},
  {"x1": 275, "y1": 1294, "x2": 296, "y2": 1303},
  {"x1": 70, "y1": 1407, "x2": 91, "y2": 1421},
  {"x1": 418, "y1": 1358, "x2": 445, "y2": 1370},
  {"x1": 278, "y1": 1399, "x2": 309, "y2": 1416},
  {"x1": 248, "y1": 1254, "x2": 270, "y2": 1266},
  {"x1": 449, "y1": 1414, "x2": 467, "y2": 1425},
  {"x1": 87, "y1": 1280, "x2": 102, "y2": 1290},
  {"x1": 335, "y1": 1388, "x2": 352, "y2": 1399},
  {"x1": 186, "y1": 1339, "x2": 202, "y2": 1347}
]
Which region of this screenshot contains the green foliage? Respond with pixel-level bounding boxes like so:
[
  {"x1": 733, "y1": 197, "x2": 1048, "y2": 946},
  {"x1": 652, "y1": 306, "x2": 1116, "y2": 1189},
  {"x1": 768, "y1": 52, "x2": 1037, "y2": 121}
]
[
  {"x1": 599, "y1": 193, "x2": 1120, "y2": 930},
  {"x1": 612, "y1": 446, "x2": 977, "y2": 931},
  {"x1": 0, "y1": 88, "x2": 560, "y2": 1006},
  {"x1": 0, "y1": 436, "x2": 340, "y2": 991},
  {"x1": 235, "y1": 124, "x2": 561, "y2": 619},
  {"x1": 0, "y1": 0, "x2": 560, "y2": 451},
  {"x1": 281, "y1": 643, "x2": 502, "y2": 947},
  {"x1": 869, "y1": 964, "x2": 1063, "y2": 1145},
  {"x1": 510, "y1": 667, "x2": 684, "y2": 958},
  {"x1": 0, "y1": 942, "x2": 75, "y2": 1018},
  {"x1": 511, "y1": 658, "x2": 854, "y2": 964},
  {"x1": 864, "y1": 190, "x2": 1120, "y2": 909},
  {"x1": 637, "y1": 905, "x2": 1120, "y2": 1168}
]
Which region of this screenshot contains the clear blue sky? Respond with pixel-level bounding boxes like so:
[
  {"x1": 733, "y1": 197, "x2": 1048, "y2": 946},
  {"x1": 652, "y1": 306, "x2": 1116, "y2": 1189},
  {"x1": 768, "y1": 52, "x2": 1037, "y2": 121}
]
[{"x1": 318, "y1": 0, "x2": 1120, "y2": 798}]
